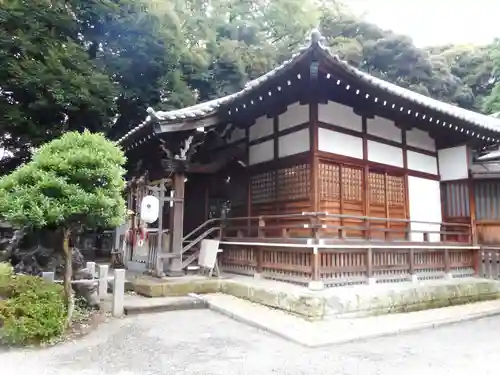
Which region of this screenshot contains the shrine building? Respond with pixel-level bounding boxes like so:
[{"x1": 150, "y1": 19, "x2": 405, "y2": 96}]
[{"x1": 114, "y1": 30, "x2": 500, "y2": 287}]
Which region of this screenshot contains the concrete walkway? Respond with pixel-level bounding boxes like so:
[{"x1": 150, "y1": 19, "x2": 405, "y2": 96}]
[
  {"x1": 196, "y1": 293, "x2": 500, "y2": 347},
  {"x1": 1, "y1": 309, "x2": 500, "y2": 375}
]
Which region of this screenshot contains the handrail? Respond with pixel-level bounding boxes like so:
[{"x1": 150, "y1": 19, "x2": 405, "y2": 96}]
[
  {"x1": 215, "y1": 212, "x2": 471, "y2": 229},
  {"x1": 182, "y1": 213, "x2": 469, "y2": 244},
  {"x1": 182, "y1": 218, "x2": 220, "y2": 243},
  {"x1": 305, "y1": 212, "x2": 471, "y2": 228},
  {"x1": 182, "y1": 226, "x2": 220, "y2": 254}
]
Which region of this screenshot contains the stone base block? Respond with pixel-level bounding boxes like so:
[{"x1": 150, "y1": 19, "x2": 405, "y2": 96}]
[
  {"x1": 324, "y1": 278, "x2": 500, "y2": 318},
  {"x1": 220, "y1": 280, "x2": 326, "y2": 320},
  {"x1": 132, "y1": 278, "x2": 220, "y2": 298}
]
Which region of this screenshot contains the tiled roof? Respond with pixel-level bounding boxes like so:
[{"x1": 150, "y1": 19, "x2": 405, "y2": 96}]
[
  {"x1": 329, "y1": 54, "x2": 500, "y2": 132},
  {"x1": 116, "y1": 49, "x2": 309, "y2": 144},
  {"x1": 117, "y1": 29, "x2": 500, "y2": 145}
]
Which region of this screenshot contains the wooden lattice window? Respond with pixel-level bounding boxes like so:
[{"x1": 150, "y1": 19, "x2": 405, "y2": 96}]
[
  {"x1": 251, "y1": 171, "x2": 276, "y2": 203},
  {"x1": 277, "y1": 164, "x2": 310, "y2": 201},
  {"x1": 341, "y1": 166, "x2": 362, "y2": 202},
  {"x1": 319, "y1": 162, "x2": 340, "y2": 200},
  {"x1": 369, "y1": 172, "x2": 385, "y2": 205},
  {"x1": 387, "y1": 175, "x2": 405, "y2": 207}
]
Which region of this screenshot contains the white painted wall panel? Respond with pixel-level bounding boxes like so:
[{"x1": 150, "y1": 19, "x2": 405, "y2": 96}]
[
  {"x1": 249, "y1": 140, "x2": 274, "y2": 165},
  {"x1": 249, "y1": 115, "x2": 273, "y2": 141},
  {"x1": 367, "y1": 140, "x2": 404, "y2": 168},
  {"x1": 408, "y1": 176, "x2": 442, "y2": 242},
  {"x1": 407, "y1": 151, "x2": 438, "y2": 175},
  {"x1": 278, "y1": 128, "x2": 309, "y2": 158},
  {"x1": 228, "y1": 127, "x2": 246, "y2": 143},
  {"x1": 367, "y1": 116, "x2": 402, "y2": 143},
  {"x1": 318, "y1": 101, "x2": 362, "y2": 132},
  {"x1": 278, "y1": 102, "x2": 309, "y2": 131},
  {"x1": 318, "y1": 128, "x2": 363, "y2": 159},
  {"x1": 406, "y1": 128, "x2": 435, "y2": 151},
  {"x1": 438, "y1": 145, "x2": 469, "y2": 181}
]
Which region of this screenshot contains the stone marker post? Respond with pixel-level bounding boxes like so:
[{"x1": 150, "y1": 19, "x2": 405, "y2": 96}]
[
  {"x1": 112, "y1": 268, "x2": 126, "y2": 317},
  {"x1": 98, "y1": 264, "x2": 109, "y2": 299}
]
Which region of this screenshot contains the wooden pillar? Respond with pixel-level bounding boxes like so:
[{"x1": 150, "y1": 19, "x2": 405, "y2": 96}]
[
  {"x1": 402, "y1": 127, "x2": 410, "y2": 239},
  {"x1": 468, "y1": 172, "x2": 480, "y2": 275},
  {"x1": 155, "y1": 179, "x2": 165, "y2": 276},
  {"x1": 468, "y1": 173, "x2": 477, "y2": 244},
  {"x1": 384, "y1": 172, "x2": 390, "y2": 238},
  {"x1": 203, "y1": 177, "x2": 210, "y2": 221},
  {"x1": 308, "y1": 66, "x2": 321, "y2": 287},
  {"x1": 362, "y1": 116, "x2": 370, "y2": 239},
  {"x1": 168, "y1": 172, "x2": 186, "y2": 275},
  {"x1": 309, "y1": 92, "x2": 319, "y2": 213}
]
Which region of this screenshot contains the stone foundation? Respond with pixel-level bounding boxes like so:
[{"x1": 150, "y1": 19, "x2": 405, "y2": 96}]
[
  {"x1": 131, "y1": 276, "x2": 500, "y2": 321},
  {"x1": 324, "y1": 278, "x2": 500, "y2": 318}
]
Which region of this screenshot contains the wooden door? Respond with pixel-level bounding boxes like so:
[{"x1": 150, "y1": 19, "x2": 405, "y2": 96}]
[
  {"x1": 368, "y1": 169, "x2": 407, "y2": 240},
  {"x1": 319, "y1": 161, "x2": 364, "y2": 237}
]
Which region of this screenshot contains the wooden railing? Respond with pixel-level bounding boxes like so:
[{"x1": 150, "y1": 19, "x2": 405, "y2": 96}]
[
  {"x1": 219, "y1": 212, "x2": 473, "y2": 244},
  {"x1": 216, "y1": 212, "x2": 476, "y2": 287}
]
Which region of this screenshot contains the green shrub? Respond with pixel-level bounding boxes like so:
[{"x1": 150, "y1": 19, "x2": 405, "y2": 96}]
[
  {"x1": 0, "y1": 274, "x2": 66, "y2": 345},
  {"x1": 0, "y1": 262, "x2": 12, "y2": 279}
]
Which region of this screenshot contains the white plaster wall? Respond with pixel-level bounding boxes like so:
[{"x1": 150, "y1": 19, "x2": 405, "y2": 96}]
[
  {"x1": 367, "y1": 140, "x2": 404, "y2": 168},
  {"x1": 228, "y1": 126, "x2": 246, "y2": 143},
  {"x1": 249, "y1": 115, "x2": 273, "y2": 141},
  {"x1": 408, "y1": 176, "x2": 442, "y2": 242},
  {"x1": 318, "y1": 101, "x2": 362, "y2": 132},
  {"x1": 278, "y1": 128, "x2": 310, "y2": 158},
  {"x1": 278, "y1": 102, "x2": 309, "y2": 131},
  {"x1": 407, "y1": 151, "x2": 438, "y2": 175},
  {"x1": 438, "y1": 145, "x2": 469, "y2": 181},
  {"x1": 406, "y1": 128, "x2": 435, "y2": 151},
  {"x1": 367, "y1": 116, "x2": 402, "y2": 143},
  {"x1": 318, "y1": 127, "x2": 363, "y2": 159},
  {"x1": 249, "y1": 139, "x2": 274, "y2": 165}
]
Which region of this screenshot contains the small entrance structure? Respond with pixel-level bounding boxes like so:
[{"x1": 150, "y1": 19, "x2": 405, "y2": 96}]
[{"x1": 114, "y1": 30, "x2": 500, "y2": 287}]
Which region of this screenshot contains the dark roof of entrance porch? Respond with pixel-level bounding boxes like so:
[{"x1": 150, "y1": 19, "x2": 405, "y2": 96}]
[{"x1": 117, "y1": 30, "x2": 500, "y2": 150}]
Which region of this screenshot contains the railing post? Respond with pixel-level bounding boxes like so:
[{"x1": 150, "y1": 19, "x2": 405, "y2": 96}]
[
  {"x1": 444, "y1": 248, "x2": 452, "y2": 280},
  {"x1": 366, "y1": 247, "x2": 375, "y2": 285},
  {"x1": 473, "y1": 248, "x2": 481, "y2": 277},
  {"x1": 86, "y1": 261, "x2": 96, "y2": 278},
  {"x1": 363, "y1": 217, "x2": 370, "y2": 240},
  {"x1": 218, "y1": 219, "x2": 225, "y2": 240},
  {"x1": 309, "y1": 216, "x2": 323, "y2": 291},
  {"x1": 98, "y1": 264, "x2": 109, "y2": 299},
  {"x1": 112, "y1": 268, "x2": 126, "y2": 318},
  {"x1": 42, "y1": 271, "x2": 55, "y2": 283},
  {"x1": 256, "y1": 247, "x2": 263, "y2": 275},
  {"x1": 423, "y1": 232, "x2": 430, "y2": 242},
  {"x1": 409, "y1": 248, "x2": 417, "y2": 283},
  {"x1": 257, "y1": 216, "x2": 265, "y2": 238}
]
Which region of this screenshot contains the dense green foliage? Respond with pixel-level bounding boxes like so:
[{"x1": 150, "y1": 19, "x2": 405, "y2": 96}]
[
  {"x1": 0, "y1": 131, "x2": 127, "y2": 230},
  {"x1": 0, "y1": 264, "x2": 67, "y2": 345},
  {"x1": 0, "y1": 0, "x2": 499, "y2": 173}
]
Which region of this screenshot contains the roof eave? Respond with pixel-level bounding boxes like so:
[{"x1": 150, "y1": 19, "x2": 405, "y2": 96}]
[{"x1": 153, "y1": 112, "x2": 222, "y2": 134}]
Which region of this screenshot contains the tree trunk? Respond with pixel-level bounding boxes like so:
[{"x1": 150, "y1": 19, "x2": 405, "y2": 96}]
[{"x1": 62, "y1": 228, "x2": 74, "y2": 328}]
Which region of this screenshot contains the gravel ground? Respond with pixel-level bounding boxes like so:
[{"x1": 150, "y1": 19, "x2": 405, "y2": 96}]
[{"x1": 1, "y1": 309, "x2": 500, "y2": 375}]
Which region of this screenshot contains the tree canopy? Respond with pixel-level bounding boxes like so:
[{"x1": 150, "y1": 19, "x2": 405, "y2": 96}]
[{"x1": 1, "y1": 0, "x2": 500, "y2": 174}]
